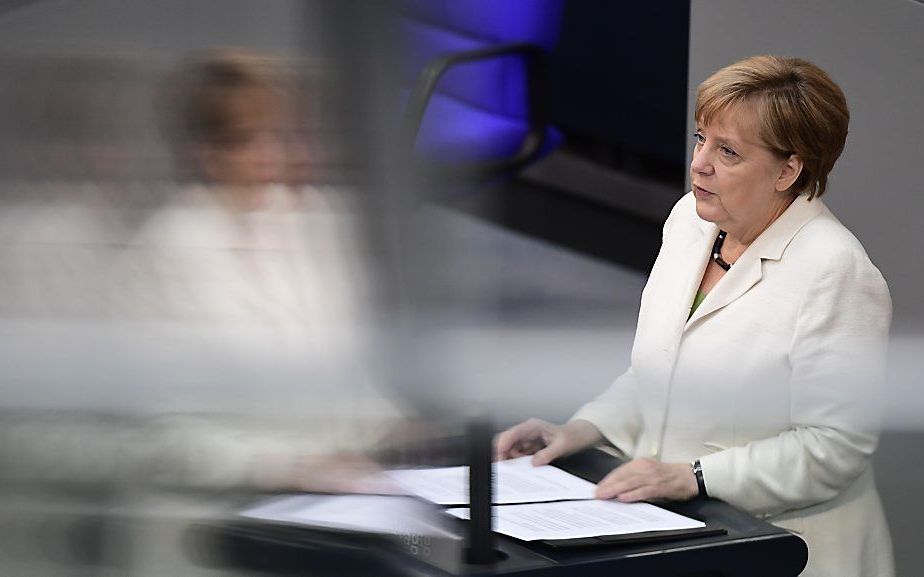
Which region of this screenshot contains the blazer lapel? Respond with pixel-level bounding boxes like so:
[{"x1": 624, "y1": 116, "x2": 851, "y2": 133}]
[
  {"x1": 684, "y1": 194, "x2": 826, "y2": 329},
  {"x1": 685, "y1": 252, "x2": 762, "y2": 327},
  {"x1": 674, "y1": 218, "x2": 719, "y2": 331}
]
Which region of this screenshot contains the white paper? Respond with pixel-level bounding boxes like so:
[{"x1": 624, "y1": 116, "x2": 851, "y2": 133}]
[
  {"x1": 383, "y1": 456, "x2": 597, "y2": 505},
  {"x1": 446, "y1": 500, "x2": 706, "y2": 541},
  {"x1": 240, "y1": 494, "x2": 446, "y2": 536}
]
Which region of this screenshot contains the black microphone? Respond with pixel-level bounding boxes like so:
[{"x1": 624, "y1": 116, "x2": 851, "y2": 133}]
[{"x1": 465, "y1": 410, "x2": 500, "y2": 564}]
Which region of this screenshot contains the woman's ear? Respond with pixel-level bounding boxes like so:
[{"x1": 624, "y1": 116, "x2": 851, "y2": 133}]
[{"x1": 776, "y1": 154, "x2": 804, "y2": 192}]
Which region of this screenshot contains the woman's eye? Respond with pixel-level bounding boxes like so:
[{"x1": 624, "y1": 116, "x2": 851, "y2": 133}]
[
  {"x1": 720, "y1": 145, "x2": 738, "y2": 158},
  {"x1": 693, "y1": 132, "x2": 706, "y2": 145}
]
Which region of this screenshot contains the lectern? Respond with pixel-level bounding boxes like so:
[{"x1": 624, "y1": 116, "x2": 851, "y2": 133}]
[{"x1": 194, "y1": 438, "x2": 808, "y2": 576}]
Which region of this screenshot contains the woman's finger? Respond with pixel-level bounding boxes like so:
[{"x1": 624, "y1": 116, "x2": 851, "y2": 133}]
[
  {"x1": 613, "y1": 485, "x2": 655, "y2": 503},
  {"x1": 495, "y1": 419, "x2": 554, "y2": 461},
  {"x1": 595, "y1": 467, "x2": 644, "y2": 499}
]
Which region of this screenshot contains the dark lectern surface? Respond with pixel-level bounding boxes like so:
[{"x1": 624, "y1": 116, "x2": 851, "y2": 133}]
[{"x1": 198, "y1": 449, "x2": 808, "y2": 577}]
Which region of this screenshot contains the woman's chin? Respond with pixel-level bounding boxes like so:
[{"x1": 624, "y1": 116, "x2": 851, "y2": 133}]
[{"x1": 694, "y1": 199, "x2": 719, "y2": 223}]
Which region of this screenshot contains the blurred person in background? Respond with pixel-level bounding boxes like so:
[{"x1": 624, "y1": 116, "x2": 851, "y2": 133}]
[
  {"x1": 0, "y1": 49, "x2": 402, "y2": 496},
  {"x1": 496, "y1": 56, "x2": 893, "y2": 577},
  {"x1": 111, "y1": 48, "x2": 402, "y2": 491}
]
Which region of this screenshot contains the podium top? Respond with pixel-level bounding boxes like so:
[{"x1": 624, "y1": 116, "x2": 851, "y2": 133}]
[{"x1": 205, "y1": 447, "x2": 807, "y2": 577}]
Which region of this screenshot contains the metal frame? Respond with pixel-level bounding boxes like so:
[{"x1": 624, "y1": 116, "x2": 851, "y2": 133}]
[{"x1": 402, "y1": 42, "x2": 551, "y2": 177}]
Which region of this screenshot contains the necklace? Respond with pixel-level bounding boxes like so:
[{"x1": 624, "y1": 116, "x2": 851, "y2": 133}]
[{"x1": 712, "y1": 230, "x2": 732, "y2": 271}]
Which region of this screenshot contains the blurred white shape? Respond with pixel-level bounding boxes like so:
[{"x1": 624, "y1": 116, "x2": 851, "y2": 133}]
[
  {"x1": 0, "y1": 180, "x2": 399, "y2": 491},
  {"x1": 241, "y1": 494, "x2": 448, "y2": 537}
]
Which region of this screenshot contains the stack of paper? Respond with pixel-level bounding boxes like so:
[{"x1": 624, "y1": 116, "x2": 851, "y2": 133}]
[
  {"x1": 241, "y1": 493, "x2": 448, "y2": 537},
  {"x1": 446, "y1": 500, "x2": 704, "y2": 541},
  {"x1": 383, "y1": 455, "x2": 596, "y2": 505},
  {"x1": 239, "y1": 456, "x2": 705, "y2": 542},
  {"x1": 384, "y1": 456, "x2": 705, "y2": 541}
]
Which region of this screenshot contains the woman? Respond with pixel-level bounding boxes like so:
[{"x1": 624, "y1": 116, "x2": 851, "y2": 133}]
[
  {"x1": 115, "y1": 50, "x2": 400, "y2": 490},
  {"x1": 496, "y1": 56, "x2": 893, "y2": 577}
]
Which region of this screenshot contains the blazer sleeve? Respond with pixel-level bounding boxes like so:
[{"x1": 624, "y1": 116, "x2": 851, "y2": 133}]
[
  {"x1": 570, "y1": 367, "x2": 643, "y2": 459},
  {"x1": 698, "y1": 246, "x2": 892, "y2": 517}
]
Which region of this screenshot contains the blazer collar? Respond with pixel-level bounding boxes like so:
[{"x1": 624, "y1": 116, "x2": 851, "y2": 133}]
[{"x1": 686, "y1": 194, "x2": 826, "y2": 328}]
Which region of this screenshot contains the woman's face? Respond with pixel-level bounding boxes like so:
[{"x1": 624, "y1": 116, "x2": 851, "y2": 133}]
[
  {"x1": 690, "y1": 106, "x2": 800, "y2": 239},
  {"x1": 201, "y1": 88, "x2": 290, "y2": 188}
]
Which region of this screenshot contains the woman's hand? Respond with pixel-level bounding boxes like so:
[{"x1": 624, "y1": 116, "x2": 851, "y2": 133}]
[
  {"x1": 257, "y1": 453, "x2": 388, "y2": 494},
  {"x1": 494, "y1": 418, "x2": 603, "y2": 465},
  {"x1": 595, "y1": 458, "x2": 698, "y2": 502}
]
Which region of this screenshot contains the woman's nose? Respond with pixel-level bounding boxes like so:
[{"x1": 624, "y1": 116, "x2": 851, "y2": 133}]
[{"x1": 690, "y1": 148, "x2": 713, "y2": 176}]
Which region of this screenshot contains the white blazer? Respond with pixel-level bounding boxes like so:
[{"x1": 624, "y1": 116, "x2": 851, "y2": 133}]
[{"x1": 574, "y1": 192, "x2": 894, "y2": 577}]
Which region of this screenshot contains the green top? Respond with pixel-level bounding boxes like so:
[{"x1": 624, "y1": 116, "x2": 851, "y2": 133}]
[{"x1": 689, "y1": 290, "x2": 707, "y2": 319}]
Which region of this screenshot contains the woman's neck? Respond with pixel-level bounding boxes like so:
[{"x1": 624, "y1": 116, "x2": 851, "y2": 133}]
[
  {"x1": 209, "y1": 183, "x2": 271, "y2": 213},
  {"x1": 723, "y1": 193, "x2": 797, "y2": 249}
]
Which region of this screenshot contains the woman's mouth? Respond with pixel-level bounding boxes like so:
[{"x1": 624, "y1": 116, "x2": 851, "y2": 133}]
[{"x1": 693, "y1": 185, "x2": 714, "y2": 199}]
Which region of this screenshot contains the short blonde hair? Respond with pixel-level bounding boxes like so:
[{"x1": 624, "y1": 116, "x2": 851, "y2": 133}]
[
  {"x1": 695, "y1": 55, "x2": 849, "y2": 199},
  {"x1": 175, "y1": 50, "x2": 283, "y2": 147}
]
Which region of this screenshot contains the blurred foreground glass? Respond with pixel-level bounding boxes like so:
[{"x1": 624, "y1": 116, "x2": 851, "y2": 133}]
[{"x1": 0, "y1": 11, "x2": 433, "y2": 572}]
